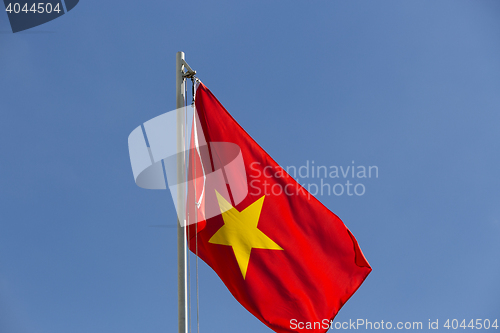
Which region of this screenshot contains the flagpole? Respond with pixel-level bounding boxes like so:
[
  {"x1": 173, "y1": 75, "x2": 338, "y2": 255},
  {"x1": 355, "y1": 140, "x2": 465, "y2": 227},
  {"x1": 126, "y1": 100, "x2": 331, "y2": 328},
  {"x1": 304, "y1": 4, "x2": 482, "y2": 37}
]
[{"x1": 176, "y1": 51, "x2": 188, "y2": 333}]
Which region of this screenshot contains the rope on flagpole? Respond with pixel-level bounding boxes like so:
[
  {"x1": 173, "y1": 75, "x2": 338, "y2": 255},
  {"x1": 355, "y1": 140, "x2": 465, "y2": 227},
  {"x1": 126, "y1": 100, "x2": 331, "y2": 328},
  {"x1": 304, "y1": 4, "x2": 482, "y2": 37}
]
[
  {"x1": 192, "y1": 76, "x2": 201, "y2": 333},
  {"x1": 185, "y1": 79, "x2": 192, "y2": 333},
  {"x1": 185, "y1": 74, "x2": 199, "y2": 333}
]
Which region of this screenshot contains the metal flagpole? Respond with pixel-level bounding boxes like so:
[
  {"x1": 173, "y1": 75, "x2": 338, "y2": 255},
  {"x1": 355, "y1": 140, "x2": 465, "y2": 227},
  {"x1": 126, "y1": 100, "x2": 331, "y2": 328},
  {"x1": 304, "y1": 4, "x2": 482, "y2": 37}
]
[{"x1": 176, "y1": 51, "x2": 195, "y2": 333}]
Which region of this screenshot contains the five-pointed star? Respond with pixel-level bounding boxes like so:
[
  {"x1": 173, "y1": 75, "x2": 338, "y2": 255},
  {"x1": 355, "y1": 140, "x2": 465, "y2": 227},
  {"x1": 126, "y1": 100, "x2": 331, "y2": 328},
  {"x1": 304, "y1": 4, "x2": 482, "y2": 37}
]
[{"x1": 209, "y1": 191, "x2": 283, "y2": 279}]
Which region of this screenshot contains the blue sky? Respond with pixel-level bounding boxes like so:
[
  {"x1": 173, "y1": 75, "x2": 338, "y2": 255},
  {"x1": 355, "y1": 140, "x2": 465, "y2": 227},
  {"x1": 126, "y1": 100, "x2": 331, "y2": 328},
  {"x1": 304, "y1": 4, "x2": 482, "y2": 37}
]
[{"x1": 1, "y1": 1, "x2": 499, "y2": 332}]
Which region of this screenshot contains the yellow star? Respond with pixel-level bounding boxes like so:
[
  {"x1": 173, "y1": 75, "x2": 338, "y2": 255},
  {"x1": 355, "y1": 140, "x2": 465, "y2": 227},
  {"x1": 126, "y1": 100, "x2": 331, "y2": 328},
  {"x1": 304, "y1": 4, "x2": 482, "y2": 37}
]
[{"x1": 209, "y1": 191, "x2": 283, "y2": 279}]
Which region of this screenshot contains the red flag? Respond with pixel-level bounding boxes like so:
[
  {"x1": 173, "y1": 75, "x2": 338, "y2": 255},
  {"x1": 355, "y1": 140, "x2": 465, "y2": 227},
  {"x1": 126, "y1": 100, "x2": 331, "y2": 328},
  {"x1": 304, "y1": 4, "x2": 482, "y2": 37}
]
[{"x1": 187, "y1": 82, "x2": 371, "y2": 333}]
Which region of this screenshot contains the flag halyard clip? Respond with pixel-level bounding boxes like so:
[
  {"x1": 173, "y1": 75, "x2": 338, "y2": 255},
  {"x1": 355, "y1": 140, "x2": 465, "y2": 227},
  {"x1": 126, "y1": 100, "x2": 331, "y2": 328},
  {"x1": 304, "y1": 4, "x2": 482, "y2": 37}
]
[
  {"x1": 181, "y1": 59, "x2": 197, "y2": 78},
  {"x1": 180, "y1": 58, "x2": 197, "y2": 105}
]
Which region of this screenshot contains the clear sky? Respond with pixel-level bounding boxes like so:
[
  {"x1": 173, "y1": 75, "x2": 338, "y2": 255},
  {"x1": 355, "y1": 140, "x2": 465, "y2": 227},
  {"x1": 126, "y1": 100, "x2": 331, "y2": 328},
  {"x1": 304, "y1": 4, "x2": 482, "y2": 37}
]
[{"x1": 1, "y1": 1, "x2": 499, "y2": 332}]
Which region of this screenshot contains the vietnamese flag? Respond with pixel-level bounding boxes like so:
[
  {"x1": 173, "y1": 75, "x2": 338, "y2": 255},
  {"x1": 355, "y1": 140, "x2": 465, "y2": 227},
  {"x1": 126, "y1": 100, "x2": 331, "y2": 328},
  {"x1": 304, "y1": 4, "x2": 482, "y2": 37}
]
[{"x1": 187, "y1": 82, "x2": 371, "y2": 333}]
